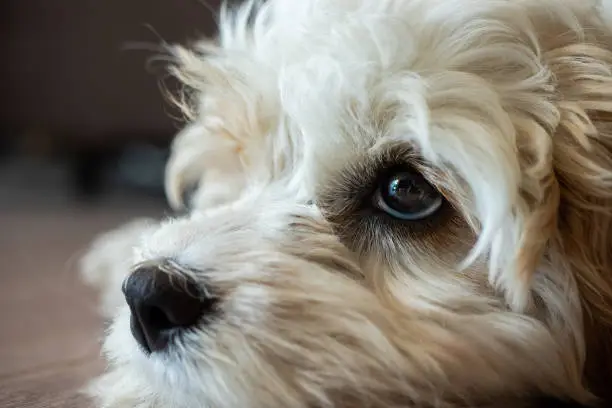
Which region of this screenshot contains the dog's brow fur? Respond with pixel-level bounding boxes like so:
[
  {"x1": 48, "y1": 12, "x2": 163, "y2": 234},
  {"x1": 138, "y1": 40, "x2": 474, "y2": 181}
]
[
  {"x1": 317, "y1": 144, "x2": 471, "y2": 266},
  {"x1": 80, "y1": 0, "x2": 612, "y2": 407}
]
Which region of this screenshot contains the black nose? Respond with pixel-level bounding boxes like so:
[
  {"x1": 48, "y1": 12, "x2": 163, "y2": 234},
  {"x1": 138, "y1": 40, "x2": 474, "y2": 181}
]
[{"x1": 122, "y1": 266, "x2": 212, "y2": 353}]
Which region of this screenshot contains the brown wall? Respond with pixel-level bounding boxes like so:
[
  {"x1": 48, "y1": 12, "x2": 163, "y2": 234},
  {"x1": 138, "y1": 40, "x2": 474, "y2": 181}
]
[{"x1": 1, "y1": 0, "x2": 220, "y2": 141}]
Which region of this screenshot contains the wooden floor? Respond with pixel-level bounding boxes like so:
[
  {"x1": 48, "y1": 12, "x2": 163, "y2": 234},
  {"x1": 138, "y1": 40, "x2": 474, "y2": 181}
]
[{"x1": 0, "y1": 173, "x2": 166, "y2": 407}]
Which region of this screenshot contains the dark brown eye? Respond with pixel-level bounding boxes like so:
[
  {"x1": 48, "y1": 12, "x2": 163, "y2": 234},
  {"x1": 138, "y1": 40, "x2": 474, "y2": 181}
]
[{"x1": 373, "y1": 168, "x2": 442, "y2": 220}]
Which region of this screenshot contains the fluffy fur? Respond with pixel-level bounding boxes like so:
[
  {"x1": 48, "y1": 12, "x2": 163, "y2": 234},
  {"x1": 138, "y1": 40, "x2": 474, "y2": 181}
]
[{"x1": 81, "y1": 0, "x2": 612, "y2": 406}]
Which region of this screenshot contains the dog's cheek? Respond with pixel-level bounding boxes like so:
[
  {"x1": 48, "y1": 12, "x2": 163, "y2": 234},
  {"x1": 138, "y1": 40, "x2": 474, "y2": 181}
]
[{"x1": 244, "y1": 275, "x2": 406, "y2": 403}]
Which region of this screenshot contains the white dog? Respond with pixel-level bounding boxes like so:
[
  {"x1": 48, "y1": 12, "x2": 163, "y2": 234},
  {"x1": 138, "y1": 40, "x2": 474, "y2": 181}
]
[{"x1": 81, "y1": 0, "x2": 612, "y2": 406}]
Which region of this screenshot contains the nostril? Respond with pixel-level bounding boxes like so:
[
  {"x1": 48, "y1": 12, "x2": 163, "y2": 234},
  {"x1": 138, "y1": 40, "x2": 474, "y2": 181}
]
[
  {"x1": 122, "y1": 265, "x2": 215, "y2": 353},
  {"x1": 130, "y1": 304, "x2": 178, "y2": 353},
  {"x1": 146, "y1": 305, "x2": 174, "y2": 331}
]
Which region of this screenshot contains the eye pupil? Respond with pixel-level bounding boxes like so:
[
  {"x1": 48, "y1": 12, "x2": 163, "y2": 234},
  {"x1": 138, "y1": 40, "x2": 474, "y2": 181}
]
[
  {"x1": 375, "y1": 168, "x2": 442, "y2": 220},
  {"x1": 387, "y1": 174, "x2": 422, "y2": 208}
]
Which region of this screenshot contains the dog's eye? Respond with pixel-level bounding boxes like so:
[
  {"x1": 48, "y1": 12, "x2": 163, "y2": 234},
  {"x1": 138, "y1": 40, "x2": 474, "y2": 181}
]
[{"x1": 373, "y1": 167, "x2": 442, "y2": 220}]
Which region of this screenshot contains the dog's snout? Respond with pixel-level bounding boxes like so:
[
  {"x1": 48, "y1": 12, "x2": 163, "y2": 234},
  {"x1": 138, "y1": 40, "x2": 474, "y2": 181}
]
[{"x1": 122, "y1": 266, "x2": 212, "y2": 354}]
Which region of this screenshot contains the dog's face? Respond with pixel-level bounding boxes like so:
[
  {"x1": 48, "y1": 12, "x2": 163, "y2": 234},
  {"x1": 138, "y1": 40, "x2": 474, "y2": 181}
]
[{"x1": 90, "y1": 1, "x2": 612, "y2": 407}]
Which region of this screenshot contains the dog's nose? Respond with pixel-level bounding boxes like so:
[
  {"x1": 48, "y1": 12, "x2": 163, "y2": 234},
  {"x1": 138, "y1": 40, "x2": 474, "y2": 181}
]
[{"x1": 122, "y1": 266, "x2": 211, "y2": 353}]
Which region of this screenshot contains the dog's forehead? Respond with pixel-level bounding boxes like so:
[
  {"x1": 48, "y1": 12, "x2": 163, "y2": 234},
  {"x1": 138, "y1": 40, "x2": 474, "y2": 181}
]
[
  {"x1": 259, "y1": 74, "x2": 415, "y2": 195},
  {"x1": 207, "y1": 0, "x2": 521, "y2": 202},
  {"x1": 218, "y1": 1, "x2": 477, "y2": 178},
  {"x1": 242, "y1": 41, "x2": 428, "y2": 189}
]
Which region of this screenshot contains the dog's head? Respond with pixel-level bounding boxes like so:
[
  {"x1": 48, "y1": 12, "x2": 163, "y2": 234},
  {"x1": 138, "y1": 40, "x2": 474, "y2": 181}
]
[{"x1": 90, "y1": 1, "x2": 612, "y2": 407}]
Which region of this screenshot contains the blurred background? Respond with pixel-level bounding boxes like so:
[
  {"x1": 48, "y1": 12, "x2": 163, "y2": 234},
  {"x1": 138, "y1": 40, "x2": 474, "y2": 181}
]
[{"x1": 0, "y1": 1, "x2": 222, "y2": 406}]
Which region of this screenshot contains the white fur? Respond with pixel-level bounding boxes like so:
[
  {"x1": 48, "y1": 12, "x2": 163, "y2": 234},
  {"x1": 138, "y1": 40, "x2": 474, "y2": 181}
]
[{"x1": 82, "y1": 1, "x2": 612, "y2": 407}]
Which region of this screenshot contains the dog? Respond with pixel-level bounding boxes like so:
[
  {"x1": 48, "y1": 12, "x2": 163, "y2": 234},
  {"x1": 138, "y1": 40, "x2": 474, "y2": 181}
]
[{"x1": 80, "y1": 0, "x2": 612, "y2": 406}]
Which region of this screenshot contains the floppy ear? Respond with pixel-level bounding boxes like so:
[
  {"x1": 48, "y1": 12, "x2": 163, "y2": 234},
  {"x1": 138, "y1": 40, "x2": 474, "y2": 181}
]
[
  {"x1": 164, "y1": 43, "x2": 249, "y2": 211},
  {"x1": 545, "y1": 39, "x2": 612, "y2": 399},
  {"x1": 165, "y1": 122, "x2": 245, "y2": 211}
]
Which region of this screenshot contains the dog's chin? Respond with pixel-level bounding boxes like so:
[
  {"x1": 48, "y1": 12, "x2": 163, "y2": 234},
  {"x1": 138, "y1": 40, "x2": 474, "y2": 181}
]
[
  {"x1": 98, "y1": 305, "x2": 327, "y2": 408},
  {"x1": 93, "y1": 308, "x2": 203, "y2": 408}
]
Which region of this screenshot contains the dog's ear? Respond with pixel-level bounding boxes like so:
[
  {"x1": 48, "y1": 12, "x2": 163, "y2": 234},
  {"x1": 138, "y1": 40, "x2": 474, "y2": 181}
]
[
  {"x1": 163, "y1": 43, "x2": 252, "y2": 211},
  {"x1": 545, "y1": 38, "x2": 612, "y2": 399},
  {"x1": 547, "y1": 40, "x2": 612, "y2": 325},
  {"x1": 165, "y1": 122, "x2": 246, "y2": 211}
]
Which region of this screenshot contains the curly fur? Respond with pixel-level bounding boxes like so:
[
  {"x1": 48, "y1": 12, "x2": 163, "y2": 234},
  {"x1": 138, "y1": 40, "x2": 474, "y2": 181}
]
[{"x1": 81, "y1": 0, "x2": 612, "y2": 407}]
